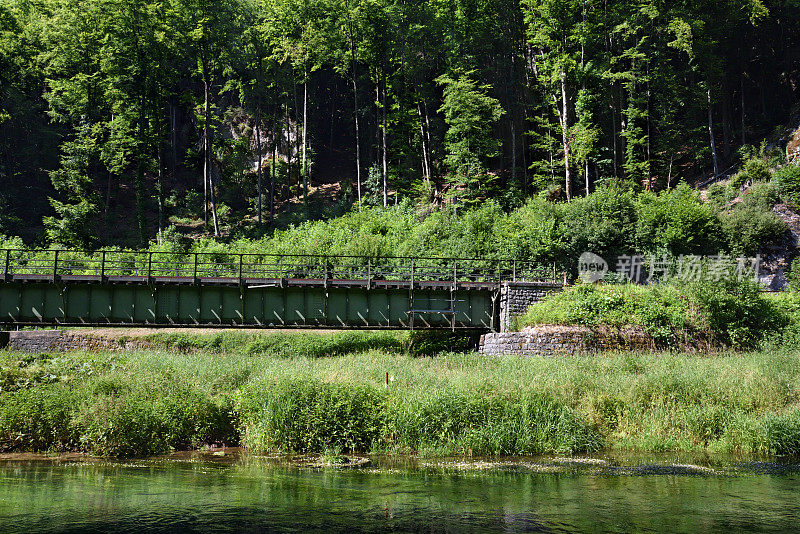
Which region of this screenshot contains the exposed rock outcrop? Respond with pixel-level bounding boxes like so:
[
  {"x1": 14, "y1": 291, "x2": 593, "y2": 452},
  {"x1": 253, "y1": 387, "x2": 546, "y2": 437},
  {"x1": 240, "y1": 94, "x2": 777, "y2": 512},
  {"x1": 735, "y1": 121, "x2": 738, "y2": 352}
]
[{"x1": 760, "y1": 203, "x2": 800, "y2": 290}]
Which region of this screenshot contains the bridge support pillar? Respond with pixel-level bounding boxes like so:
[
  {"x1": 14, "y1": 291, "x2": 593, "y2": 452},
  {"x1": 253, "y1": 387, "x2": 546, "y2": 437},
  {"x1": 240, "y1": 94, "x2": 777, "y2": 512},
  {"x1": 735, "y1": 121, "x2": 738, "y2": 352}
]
[{"x1": 498, "y1": 282, "x2": 562, "y2": 332}]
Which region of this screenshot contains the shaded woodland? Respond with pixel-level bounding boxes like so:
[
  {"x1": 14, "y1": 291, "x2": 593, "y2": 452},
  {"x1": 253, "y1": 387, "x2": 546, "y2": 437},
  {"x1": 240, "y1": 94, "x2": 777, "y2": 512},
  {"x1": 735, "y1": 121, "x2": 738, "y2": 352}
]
[{"x1": 1, "y1": 0, "x2": 799, "y2": 246}]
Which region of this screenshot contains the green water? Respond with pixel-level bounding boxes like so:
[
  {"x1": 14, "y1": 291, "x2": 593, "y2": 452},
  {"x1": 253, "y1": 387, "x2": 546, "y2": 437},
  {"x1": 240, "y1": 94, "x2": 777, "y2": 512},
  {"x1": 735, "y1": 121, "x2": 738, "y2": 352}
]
[{"x1": 1, "y1": 456, "x2": 800, "y2": 533}]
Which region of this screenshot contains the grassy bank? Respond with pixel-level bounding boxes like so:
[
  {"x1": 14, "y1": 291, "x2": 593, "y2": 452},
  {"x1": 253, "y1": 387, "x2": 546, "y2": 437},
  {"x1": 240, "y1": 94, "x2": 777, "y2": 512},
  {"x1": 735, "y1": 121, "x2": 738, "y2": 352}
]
[
  {"x1": 515, "y1": 280, "x2": 790, "y2": 349},
  {"x1": 2, "y1": 331, "x2": 800, "y2": 458}
]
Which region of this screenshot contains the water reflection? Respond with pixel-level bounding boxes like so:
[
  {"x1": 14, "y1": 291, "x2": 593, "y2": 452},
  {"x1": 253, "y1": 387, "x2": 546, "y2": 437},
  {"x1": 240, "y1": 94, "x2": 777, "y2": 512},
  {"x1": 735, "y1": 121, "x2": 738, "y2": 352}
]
[{"x1": 1, "y1": 456, "x2": 799, "y2": 533}]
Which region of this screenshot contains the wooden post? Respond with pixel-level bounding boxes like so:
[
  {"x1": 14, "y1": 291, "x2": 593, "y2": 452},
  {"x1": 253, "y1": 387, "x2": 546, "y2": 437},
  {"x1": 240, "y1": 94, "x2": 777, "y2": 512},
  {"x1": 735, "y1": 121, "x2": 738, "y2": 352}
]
[
  {"x1": 278, "y1": 256, "x2": 284, "y2": 288},
  {"x1": 512, "y1": 260, "x2": 517, "y2": 282},
  {"x1": 4, "y1": 249, "x2": 10, "y2": 282},
  {"x1": 238, "y1": 254, "x2": 244, "y2": 285},
  {"x1": 193, "y1": 253, "x2": 199, "y2": 284},
  {"x1": 100, "y1": 251, "x2": 106, "y2": 282},
  {"x1": 147, "y1": 251, "x2": 153, "y2": 284},
  {"x1": 453, "y1": 260, "x2": 457, "y2": 290},
  {"x1": 367, "y1": 258, "x2": 372, "y2": 290},
  {"x1": 53, "y1": 250, "x2": 59, "y2": 282},
  {"x1": 324, "y1": 257, "x2": 329, "y2": 288}
]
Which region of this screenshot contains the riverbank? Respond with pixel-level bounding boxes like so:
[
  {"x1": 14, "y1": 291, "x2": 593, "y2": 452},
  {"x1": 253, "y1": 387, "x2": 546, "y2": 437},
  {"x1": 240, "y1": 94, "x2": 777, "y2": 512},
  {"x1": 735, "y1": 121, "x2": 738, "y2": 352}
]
[{"x1": 2, "y1": 331, "x2": 800, "y2": 458}]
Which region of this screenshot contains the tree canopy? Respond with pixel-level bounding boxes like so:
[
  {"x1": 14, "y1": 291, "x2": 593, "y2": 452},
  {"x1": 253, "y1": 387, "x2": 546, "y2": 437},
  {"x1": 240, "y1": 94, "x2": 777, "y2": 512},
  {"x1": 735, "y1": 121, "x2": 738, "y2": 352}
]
[{"x1": 0, "y1": 0, "x2": 798, "y2": 246}]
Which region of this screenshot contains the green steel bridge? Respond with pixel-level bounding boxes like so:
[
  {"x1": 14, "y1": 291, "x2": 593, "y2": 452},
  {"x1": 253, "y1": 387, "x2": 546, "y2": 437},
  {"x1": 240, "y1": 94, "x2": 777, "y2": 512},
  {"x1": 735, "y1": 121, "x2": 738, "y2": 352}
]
[{"x1": 0, "y1": 250, "x2": 563, "y2": 331}]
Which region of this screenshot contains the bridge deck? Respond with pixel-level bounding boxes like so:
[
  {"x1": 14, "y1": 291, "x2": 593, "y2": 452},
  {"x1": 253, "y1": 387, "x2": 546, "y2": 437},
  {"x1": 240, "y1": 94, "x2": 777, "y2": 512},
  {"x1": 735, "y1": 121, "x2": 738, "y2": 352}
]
[{"x1": 3, "y1": 273, "x2": 561, "y2": 291}]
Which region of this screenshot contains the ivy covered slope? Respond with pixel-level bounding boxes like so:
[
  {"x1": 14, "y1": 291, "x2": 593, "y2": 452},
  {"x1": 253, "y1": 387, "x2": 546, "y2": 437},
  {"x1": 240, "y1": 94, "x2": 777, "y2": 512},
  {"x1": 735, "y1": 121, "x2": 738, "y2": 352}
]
[{"x1": 1, "y1": 0, "x2": 799, "y2": 247}]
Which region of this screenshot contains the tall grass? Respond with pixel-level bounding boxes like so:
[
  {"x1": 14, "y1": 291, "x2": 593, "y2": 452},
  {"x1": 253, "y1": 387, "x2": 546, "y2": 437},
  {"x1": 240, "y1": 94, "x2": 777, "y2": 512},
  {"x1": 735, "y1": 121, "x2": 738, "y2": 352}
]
[{"x1": 2, "y1": 334, "x2": 800, "y2": 457}]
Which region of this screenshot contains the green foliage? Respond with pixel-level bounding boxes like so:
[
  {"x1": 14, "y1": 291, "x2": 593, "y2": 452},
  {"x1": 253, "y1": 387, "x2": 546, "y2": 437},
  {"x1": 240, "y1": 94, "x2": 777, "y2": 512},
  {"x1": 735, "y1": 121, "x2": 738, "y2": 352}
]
[
  {"x1": 437, "y1": 73, "x2": 504, "y2": 206},
  {"x1": 143, "y1": 330, "x2": 409, "y2": 358},
  {"x1": 634, "y1": 185, "x2": 724, "y2": 256},
  {"x1": 0, "y1": 0, "x2": 798, "y2": 245},
  {"x1": 763, "y1": 409, "x2": 800, "y2": 456},
  {"x1": 384, "y1": 389, "x2": 600, "y2": 455},
  {"x1": 516, "y1": 278, "x2": 786, "y2": 349},
  {"x1": 719, "y1": 205, "x2": 786, "y2": 256},
  {"x1": 730, "y1": 157, "x2": 771, "y2": 188},
  {"x1": 689, "y1": 278, "x2": 786, "y2": 348},
  {"x1": 237, "y1": 380, "x2": 384, "y2": 453},
  {"x1": 0, "y1": 385, "x2": 82, "y2": 451},
  {"x1": 44, "y1": 122, "x2": 102, "y2": 248},
  {"x1": 773, "y1": 163, "x2": 800, "y2": 206},
  {"x1": 559, "y1": 186, "x2": 637, "y2": 258},
  {"x1": 5, "y1": 345, "x2": 800, "y2": 457}
]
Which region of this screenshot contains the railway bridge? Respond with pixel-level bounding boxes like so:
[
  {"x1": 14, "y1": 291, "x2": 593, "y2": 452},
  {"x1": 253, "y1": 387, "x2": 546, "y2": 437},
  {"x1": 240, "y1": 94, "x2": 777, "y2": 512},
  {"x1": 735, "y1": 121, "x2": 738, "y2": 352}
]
[{"x1": 0, "y1": 249, "x2": 564, "y2": 332}]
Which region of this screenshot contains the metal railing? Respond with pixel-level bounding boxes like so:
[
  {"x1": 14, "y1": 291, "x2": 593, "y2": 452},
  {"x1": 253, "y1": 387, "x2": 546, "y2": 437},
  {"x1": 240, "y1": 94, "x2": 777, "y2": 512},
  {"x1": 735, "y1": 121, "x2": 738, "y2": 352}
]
[{"x1": 0, "y1": 249, "x2": 564, "y2": 286}]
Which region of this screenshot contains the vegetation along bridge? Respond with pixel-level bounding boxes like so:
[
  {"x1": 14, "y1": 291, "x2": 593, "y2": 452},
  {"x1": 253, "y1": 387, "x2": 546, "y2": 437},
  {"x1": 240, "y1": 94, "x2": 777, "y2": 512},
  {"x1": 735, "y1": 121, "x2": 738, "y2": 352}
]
[{"x1": 0, "y1": 250, "x2": 564, "y2": 331}]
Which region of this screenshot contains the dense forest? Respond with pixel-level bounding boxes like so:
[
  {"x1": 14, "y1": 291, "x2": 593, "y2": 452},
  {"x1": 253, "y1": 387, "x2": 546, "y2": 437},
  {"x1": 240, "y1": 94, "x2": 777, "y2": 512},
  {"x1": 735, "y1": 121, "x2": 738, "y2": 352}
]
[{"x1": 1, "y1": 0, "x2": 799, "y2": 248}]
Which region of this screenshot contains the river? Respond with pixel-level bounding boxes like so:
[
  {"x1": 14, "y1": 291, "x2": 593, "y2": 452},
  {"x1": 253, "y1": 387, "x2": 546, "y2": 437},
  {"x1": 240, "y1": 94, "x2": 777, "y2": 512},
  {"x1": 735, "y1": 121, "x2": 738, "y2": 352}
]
[{"x1": 1, "y1": 453, "x2": 799, "y2": 533}]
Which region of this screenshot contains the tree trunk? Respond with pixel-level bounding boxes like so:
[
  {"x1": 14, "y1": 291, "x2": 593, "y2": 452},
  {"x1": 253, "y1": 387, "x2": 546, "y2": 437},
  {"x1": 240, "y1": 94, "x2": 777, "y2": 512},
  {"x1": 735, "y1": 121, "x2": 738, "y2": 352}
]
[
  {"x1": 285, "y1": 101, "x2": 291, "y2": 201},
  {"x1": 302, "y1": 79, "x2": 308, "y2": 215},
  {"x1": 721, "y1": 88, "x2": 732, "y2": 160},
  {"x1": 667, "y1": 153, "x2": 674, "y2": 189},
  {"x1": 381, "y1": 73, "x2": 388, "y2": 207},
  {"x1": 348, "y1": 32, "x2": 362, "y2": 203},
  {"x1": 511, "y1": 118, "x2": 516, "y2": 185},
  {"x1": 256, "y1": 108, "x2": 263, "y2": 226},
  {"x1": 521, "y1": 107, "x2": 528, "y2": 194},
  {"x1": 423, "y1": 100, "x2": 433, "y2": 176},
  {"x1": 611, "y1": 86, "x2": 618, "y2": 179},
  {"x1": 157, "y1": 115, "x2": 164, "y2": 238},
  {"x1": 209, "y1": 164, "x2": 220, "y2": 237},
  {"x1": 741, "y1": 77, "x2": 746, "y2": 146},
  {"x1": 135, "y1": 96, "x2": 148, "y2": 246},
  {"x1": 170, "y1": 100, "x2": 177, "y2": 184},
  {"x1": 418, "y1": 102, "x2": 430, "y2": 180},
  {"x1": 708, "y1": 87, "x2": 719, "y2": 177},
  {"x1": 585, "y1": 161, "x2": 590, "y2": 197},
  {"x1": 203, "y1": 60, "x2": 210, "y2": 227},
  {"x1": 559, "y1": 71, "x2": 572, "y2": 201},
  {"x1": 271, "y1": 113, "x2": 277, "y2": 224},
  {"x1": 201, "y1": 54, "x2": 219, "y2": 236}
]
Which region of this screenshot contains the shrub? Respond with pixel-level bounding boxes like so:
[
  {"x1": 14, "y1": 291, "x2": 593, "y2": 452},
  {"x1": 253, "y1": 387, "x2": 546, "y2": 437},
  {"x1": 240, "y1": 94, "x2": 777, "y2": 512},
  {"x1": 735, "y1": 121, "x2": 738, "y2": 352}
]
[
  {"x1": 706, "y1": 182, "x2": 739, "y2": 211},
  {"x1": 77, "y1": 389, "x2": 236, "y2": 457},
  {"x1": 634, "y1": 184, "x2": 725, "y2": 256},
  {"x1": 494, "y1": 196, "x2": 563, "y2": 263},
  {"x1": 740, "y1": 181, "x2": 781, "y2": 211},
  {"x1": 719, "y1": 205, "x2": 786, "y2": 256},
  {"x1": 558, "y1": 185, "x2": 638, "y2": 260},
  {"x1": 730, "y1": 157, "x2": 771, "y2": 188},
  {"x1": 237, "y1": 380, "x2": 385, "y2": 454},
  {"x1": 686, "y1": 278, "x2": 787, "y2": 348},
  {"x1": 773, "y1": 163, "x2": 800, "y2": 205},
  {"x1": 0, "y1": 385, "x2": 83, "y2": 451},
  {"x1": 516, "y1": 278, "x2": 785, "y2": 349},
  {"x1": 763, "y1": 409, "x2": 800, "y2": 456},
  {"x1": 385, "y1": 389, "x2": 602, "y2": 455}
]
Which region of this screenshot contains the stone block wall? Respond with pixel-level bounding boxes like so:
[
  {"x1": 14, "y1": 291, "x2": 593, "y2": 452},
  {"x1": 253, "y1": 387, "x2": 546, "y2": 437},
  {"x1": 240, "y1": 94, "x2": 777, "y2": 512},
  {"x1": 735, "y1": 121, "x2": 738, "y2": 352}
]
[
  {"x1": 2, "y1": 331, "x2": 141, "y2": 352},
  {"x1": 480, "y1": 325, "x2": 656, "y2": 356},
  {"x1": 499, "y1": 282, "x2": 561, "y2": 332}
]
